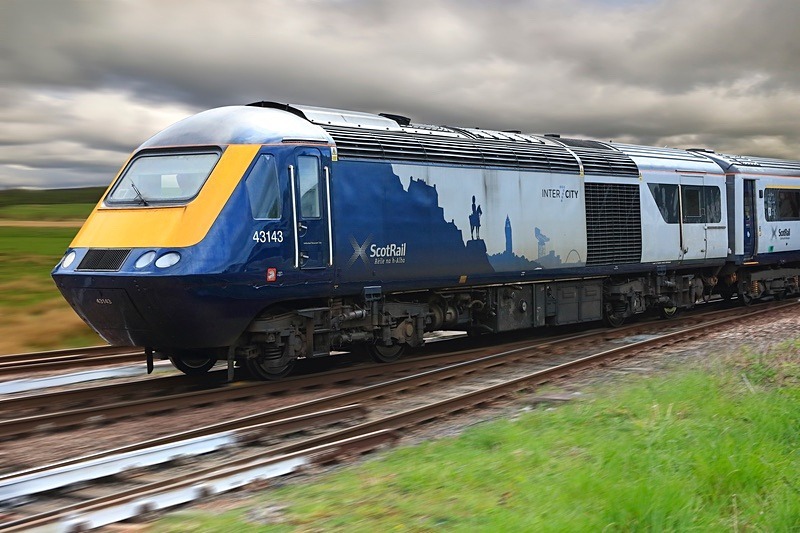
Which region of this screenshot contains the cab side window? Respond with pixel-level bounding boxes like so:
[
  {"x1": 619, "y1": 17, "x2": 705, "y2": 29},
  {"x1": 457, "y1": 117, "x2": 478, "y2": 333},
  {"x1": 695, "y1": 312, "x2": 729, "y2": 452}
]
[
  {"x1": 297, "y1": 155, "x2": 321, "y2": 218},
  {"x1": 245, "y1": 154, "x2": 281, "y2": 219}
]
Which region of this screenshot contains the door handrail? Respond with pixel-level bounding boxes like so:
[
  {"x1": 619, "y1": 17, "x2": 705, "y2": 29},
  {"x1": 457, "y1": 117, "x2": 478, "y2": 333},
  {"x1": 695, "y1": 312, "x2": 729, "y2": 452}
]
[
  {"x1": 289, "y1": 164, "x2": 300, "y2": 269},
  {"x1": 324, "y1": 166, "x2": 333, "y2": 267}
]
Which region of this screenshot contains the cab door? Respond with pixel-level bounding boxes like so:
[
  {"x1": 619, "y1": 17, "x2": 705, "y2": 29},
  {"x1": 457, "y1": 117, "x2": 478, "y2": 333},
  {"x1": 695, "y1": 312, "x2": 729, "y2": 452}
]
[
  {"x1": 743, "y1": 179, "x2": 756, "y2": 260},
  {"x1": 679, "y1": 175, "x2": 707, "y2": 261},
  {"x1": 290, "y1": 148, "x2": 332, "y2": 269}
]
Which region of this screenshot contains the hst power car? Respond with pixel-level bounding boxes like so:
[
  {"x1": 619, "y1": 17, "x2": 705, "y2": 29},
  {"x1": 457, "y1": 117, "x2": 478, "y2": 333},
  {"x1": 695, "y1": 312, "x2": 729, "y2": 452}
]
[{"x1": 52, "y1": 102, "x2": 800, "y2": 378}]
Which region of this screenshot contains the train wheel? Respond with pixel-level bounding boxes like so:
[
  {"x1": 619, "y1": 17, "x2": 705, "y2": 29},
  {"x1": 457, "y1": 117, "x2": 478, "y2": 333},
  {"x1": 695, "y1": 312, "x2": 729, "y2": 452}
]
[
  {"x1": 368, "y1": 342, "x2": 405, "y2": 363},
  {"x1": 168, "y1": 352, "x2": 217, "y2": 376},
  {"x1": 659, "y1": 305, "x2": 679, "y2": 319},
  {"x1": 602, "y1": 303, "x2": 626, "y2": 328},
  {"x1": 245, "y1": 351, "x2": 294, "y2": 380}
]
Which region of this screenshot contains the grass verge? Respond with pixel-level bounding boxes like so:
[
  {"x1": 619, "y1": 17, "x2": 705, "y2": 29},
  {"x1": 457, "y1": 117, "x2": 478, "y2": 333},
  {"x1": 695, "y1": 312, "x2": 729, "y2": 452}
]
[{"x1": 153, "y1": 342, "x2": 800, "y2": 532}]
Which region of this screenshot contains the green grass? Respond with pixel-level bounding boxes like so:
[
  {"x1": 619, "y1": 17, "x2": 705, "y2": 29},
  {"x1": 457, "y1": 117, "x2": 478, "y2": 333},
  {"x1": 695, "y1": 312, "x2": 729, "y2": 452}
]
[
  {"x1": 0, "y1": 203, "x2": 95, "y2": 220},
  {"x1": 0, "y1": 224, "x2": 103, "y2": 351},
  {"x1": 0, "y1": 226, "x2": 76, "y2": 306},
  {"x1": 0, "y1": 186, "x2": 104, "y2": 207},
  {"x1": 0, "y1": 227, "x2": 78, "y2": 312},
  {"x1": 153, "y1": 346, "x2": 800, "y2": 532}
]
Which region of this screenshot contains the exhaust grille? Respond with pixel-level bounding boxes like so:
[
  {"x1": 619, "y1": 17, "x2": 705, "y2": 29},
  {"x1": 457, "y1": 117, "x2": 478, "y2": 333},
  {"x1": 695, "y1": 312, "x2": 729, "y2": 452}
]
[
  {"x1": 76, "y1": 249, "x2": 131, "y2": 271},
  {"x1": 323, "y1": 125, "x2": 582, "y2": 174},
  {"x1": 585, "y1": 183, "x2": 641, "y2": 265},
  {"x1": 323, "y1": 125, "x2": 641, "y2": 178}
]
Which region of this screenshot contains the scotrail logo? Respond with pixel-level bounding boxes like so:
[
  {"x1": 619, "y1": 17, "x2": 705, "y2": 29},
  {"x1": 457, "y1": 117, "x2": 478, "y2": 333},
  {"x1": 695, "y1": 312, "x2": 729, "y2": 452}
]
[
  {"x1": 771, "y1": 227, "x2": 791, "y2": 240},
  {"x1": 348, "y1": 235, "x2": 373, "y2": 267},
  {"x1": 348, "y1": 235, "x2": 407, "y2": 266},
  {"x1": 370, "y1": 242, "x2": 407, "y2": 264}
]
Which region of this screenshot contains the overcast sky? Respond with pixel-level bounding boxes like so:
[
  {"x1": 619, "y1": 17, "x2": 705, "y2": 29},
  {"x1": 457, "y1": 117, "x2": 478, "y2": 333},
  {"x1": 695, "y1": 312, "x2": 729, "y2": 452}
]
[{"x1": 2, "y1": 0, "x2": 800, "y2": 189}]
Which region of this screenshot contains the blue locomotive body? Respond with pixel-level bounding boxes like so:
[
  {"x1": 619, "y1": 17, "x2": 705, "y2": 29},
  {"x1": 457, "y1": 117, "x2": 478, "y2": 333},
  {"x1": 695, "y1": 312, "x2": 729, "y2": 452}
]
[{"x1": 52, "y1": 103, "x2": 800, "y2": 378}]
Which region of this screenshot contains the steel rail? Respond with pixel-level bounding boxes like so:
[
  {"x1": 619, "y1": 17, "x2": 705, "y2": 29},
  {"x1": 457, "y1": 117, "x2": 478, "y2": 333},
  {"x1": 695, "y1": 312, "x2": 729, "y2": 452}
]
[
  {"x1": 0, "y1": 405, "x2": 367, "y2": 501},
  {"x1": 1, "y1": 430, "x2": 400, "y2": 532},
  {"x1": 0, "y1": 348, "x2": 144, "y2": 376},
  {"x1": 0, "y1": 345, "x2": 122, "y2": 363}
]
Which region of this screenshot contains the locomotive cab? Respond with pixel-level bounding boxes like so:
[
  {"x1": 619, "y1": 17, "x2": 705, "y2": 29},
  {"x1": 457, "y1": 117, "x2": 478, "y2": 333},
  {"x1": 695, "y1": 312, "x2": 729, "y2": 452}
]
[{"x1": 52, "y1": 106, "x2": 340, "y2": 378}]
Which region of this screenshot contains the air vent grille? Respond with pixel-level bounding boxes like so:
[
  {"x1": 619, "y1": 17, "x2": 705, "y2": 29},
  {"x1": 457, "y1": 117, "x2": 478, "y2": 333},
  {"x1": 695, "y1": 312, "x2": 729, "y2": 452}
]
[
  {"x1": 585, "y1": 183, "x2": 641, "y2": 265},
  {"x1": 570, "y1": 147, "x2": 641, "y2": 177},
  {"x1": 323, "y1": 125, "x2": 581, "y2": 174},
  {"x1": 323, "y1": 125, "x2": 640, "y2": 177},
  {"x1": 76, "y1": 249, "x2": 131, "y2": 271}
]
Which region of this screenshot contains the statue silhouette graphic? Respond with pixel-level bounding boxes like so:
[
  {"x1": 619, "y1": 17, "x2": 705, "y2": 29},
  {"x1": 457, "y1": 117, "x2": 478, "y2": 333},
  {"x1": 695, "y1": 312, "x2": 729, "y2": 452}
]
[{"x1": 469, "y1": 195, "x2": 483, "y2": 240}]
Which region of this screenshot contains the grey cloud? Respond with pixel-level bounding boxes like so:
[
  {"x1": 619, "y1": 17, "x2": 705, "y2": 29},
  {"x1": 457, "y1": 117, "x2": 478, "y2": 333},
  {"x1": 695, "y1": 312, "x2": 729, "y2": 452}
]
[{"x1": 1, "y1": 0, "x2": 800, "y2": 188}]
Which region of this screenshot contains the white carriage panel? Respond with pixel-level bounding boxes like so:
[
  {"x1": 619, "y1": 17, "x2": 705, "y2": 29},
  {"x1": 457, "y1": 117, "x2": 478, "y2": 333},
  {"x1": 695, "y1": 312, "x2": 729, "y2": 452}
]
[
  {"x1": 392, "y1": 164, "x2": 588, "y2": 269},
  {"x1": 639, "y1": 174, "x2": 681, "y2": 263},
  {"x1": 703, "y1": 176, "x2": 728, "y2": 259},
  {"x1": 678, "y1": 175, "x2": 707, "y2": 261}
]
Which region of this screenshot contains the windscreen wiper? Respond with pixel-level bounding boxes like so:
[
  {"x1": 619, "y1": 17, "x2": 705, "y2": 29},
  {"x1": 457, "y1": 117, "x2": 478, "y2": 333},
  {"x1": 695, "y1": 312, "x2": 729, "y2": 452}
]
[{"x1": 130, "y1": 181, "x2": 150, "y2": 206}]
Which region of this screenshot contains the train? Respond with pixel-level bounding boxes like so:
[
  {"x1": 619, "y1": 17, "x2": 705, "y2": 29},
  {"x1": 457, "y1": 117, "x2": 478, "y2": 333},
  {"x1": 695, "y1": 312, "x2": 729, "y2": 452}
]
[{"x1": 52, "y1": 102, "x2": 800, "y2": 379}]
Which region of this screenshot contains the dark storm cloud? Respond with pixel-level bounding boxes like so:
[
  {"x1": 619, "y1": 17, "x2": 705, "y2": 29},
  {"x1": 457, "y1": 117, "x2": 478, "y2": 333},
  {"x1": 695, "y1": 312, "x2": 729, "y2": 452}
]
[{"x1": 1, "y1": 0, "x2": 800, "y2": 188}]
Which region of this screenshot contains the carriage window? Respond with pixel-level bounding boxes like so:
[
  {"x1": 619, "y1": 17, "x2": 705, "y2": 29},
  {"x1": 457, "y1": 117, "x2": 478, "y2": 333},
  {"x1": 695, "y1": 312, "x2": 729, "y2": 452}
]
[
  {"x1": 106, "y1": 151, "x2": 219, "y2": 205},
  {"x1": 765, "y1": 188, "x2": 800, "y2": 221},
  {"x1": 297, "y1": 155, "x2": 321, "y2": 218},
  {"x1": 648, "y1": 184, "x2": 721, "y2": 224},
  {"x1": 681, "y1": 185, "x2": 721, "y2": 223},
  {"x1": 704, "y1": 186, "x2": 722, "y2": 223},
  {"x1": 245, "y1": 154, "x2": 281, "y2": 219},
  {"x1": 648, "y1": 183, "x2": 680, "y2": 223},
  {"x1": 682, "y1": 186, "x2": 702, "y2": 220}
]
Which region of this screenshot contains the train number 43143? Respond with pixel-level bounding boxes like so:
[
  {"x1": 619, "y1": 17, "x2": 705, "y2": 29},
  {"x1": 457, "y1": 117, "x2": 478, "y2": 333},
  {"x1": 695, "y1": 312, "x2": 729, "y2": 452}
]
[{"x1": 253, "y1": 230, "x2": 284, "y2": 244}]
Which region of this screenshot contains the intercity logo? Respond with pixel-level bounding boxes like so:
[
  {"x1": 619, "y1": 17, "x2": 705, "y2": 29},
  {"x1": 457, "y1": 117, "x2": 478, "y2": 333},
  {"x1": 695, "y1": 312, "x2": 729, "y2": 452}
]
[{"x1": 541, "y1": 185, "x2": 579, "y2": 201}]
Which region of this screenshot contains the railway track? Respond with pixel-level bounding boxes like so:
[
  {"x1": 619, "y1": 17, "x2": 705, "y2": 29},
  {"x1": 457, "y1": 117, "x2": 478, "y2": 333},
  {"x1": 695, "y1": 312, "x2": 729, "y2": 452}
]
[
  {"x1": 0, "y1": 298, "x2": 737, "y2": 378},
  {"x1": 0, "y1": 299, "x2": 796, "y2": 531},
  {"x1": 0, "y1": 299, "x2": 792, "y2": 441},
  {"x1": 0, "y1": 346, "x2": 144, "y2": 378}
]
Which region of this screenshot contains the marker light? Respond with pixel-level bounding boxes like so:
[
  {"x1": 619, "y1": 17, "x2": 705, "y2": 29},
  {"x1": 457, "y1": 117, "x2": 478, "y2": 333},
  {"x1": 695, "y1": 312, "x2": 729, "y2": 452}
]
[
  {"x1": 135, "y1": 251, "x2": 156, "y2": 269},
  {"x1": 62, "y1": 251, "x2": 77, "y2": 269},
  {"x1": 155, "y1": 252, "x2": 181, "y2": 268}
]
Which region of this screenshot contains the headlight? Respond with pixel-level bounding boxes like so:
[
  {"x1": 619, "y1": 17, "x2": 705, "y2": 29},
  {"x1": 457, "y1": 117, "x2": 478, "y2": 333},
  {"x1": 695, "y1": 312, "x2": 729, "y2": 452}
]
[
  {"x1": 155, "y1": 252, "x2": 181, "y2": 268},
  {"x1": 61, "y1": 251, "x2": 77, "y2": 269},
  {"x1": 135, "y1": 251, "x2": 156, "y2": 269}
]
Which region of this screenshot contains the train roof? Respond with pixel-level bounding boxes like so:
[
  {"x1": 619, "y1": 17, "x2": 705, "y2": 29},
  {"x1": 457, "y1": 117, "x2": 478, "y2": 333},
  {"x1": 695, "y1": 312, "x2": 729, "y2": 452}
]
[
  {"x1": 699, "y1": 152, "x2": 800, "y2": 177},
  {"x1": 250, "y1": 102, "x2": 641, "y2": 178},
  {"x1": 139, "y1": 102, "x2": 800, "y2": 179},
  {"x1": 607, "y1": 143, "x2": 724, "y2": 175},
  {"x1": 139, "y1": 106, "x2": 334, "y2": 149}
]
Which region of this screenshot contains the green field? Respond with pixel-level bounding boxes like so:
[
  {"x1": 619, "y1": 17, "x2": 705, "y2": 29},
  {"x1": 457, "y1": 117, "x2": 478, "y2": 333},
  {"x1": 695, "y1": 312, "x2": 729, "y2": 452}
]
[
  {"x1": 0, "y1": 225, "x2": 102, "y2": 351},
  {"x1": 154, "y1": 343, "x2": 800, "y2": 532},
  {"x1": 0, "y1": 226, "x2": 77, "y2": 304},
  {"x1": 0, "y1": 186, "x2": 104, "y2": 207},
  {"x1": 0, "y1": 203, "x2": 95, "y2": 220}
]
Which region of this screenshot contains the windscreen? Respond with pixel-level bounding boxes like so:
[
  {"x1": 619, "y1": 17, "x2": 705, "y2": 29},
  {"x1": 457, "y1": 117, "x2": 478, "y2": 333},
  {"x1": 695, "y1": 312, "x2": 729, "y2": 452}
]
[{"x1": 106, "y1": 151, "x2": 220, "y2": 205}]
